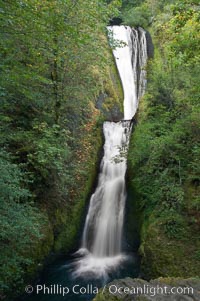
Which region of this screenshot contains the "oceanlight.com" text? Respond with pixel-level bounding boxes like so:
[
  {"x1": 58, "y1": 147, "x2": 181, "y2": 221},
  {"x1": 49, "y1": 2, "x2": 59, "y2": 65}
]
[
  {"x1": 25, "y1": 283, "x2": 194, "y2": 297},
  {"x1": 108, "y1": 284, "x2": 194, "y2": 297}
]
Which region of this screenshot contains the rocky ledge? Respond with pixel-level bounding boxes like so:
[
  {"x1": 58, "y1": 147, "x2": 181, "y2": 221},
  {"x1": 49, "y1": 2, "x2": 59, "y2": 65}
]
[{"x1": 93, "y1": 277, "x2": 200, "y2": 301}]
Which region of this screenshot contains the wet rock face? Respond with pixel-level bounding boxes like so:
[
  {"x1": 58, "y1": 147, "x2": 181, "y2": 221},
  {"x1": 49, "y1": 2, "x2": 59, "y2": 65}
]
[
  {"x1": 96, "y1": 92, "x2": 123, "y2": 122},
  {"x1": 145, "y1": 30, "x2": 154, "y2": 59},
  {"x1": 93, "y1": 277, "x2": 200, "y2": 301},
  {"x1": 109, "y1": 17, "x2": 123, "y2": 26}
]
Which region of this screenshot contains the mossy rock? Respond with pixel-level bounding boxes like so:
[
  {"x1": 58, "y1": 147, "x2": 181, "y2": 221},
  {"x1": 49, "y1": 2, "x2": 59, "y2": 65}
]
[{"x1": 139, "y1": 219, "x2": 200, "y2": 279}]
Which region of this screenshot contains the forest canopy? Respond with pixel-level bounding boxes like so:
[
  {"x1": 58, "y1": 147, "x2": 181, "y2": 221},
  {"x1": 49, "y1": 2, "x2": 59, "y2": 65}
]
[{"x1": 0, "y1": 0, "x2": 122, "y2": 298}]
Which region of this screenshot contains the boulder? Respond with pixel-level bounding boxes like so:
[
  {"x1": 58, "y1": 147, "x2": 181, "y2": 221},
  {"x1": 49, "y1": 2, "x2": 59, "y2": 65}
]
[{"x1": 93, "y1": 277, "x2": 200, "y2": 301}]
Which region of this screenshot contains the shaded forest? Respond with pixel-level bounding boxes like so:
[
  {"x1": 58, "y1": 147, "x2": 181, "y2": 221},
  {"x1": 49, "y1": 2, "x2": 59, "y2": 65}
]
[
  {"x1": 125, "y1": 0, "x2": 200, "y2": 278},
  {"x1": 0, "y1": 0, "x2": 123, "y2": 299}
]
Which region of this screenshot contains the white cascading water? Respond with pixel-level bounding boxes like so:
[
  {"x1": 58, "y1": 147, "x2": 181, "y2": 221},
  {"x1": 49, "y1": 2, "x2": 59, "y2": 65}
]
[{"x1": 73, "y1": 25, "x2": 147, "y2": 279}]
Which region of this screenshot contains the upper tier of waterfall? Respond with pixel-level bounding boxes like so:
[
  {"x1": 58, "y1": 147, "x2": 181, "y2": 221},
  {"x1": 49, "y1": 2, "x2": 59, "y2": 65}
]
[{"x1": 108, "y1": 26, "x2": 147, "y2": 120}]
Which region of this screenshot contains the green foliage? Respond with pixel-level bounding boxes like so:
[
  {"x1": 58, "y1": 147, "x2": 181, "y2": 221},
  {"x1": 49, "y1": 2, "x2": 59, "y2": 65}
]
[
  {"x1": 121, "y1": 0, "x2": 178, "y2": 27},
  {"x1": 27, "y1": 123, "x2": 71, "y2": 179},
  {"x1": 122, "y1": 3, "x2": 151, "y2": 27},
  {"x1": 122, "y1": 0, "x2": 144, "y2": 9},
  {"x1": 0, "y1": 149, "x2": 47, "y2": 295},
  {"x1": 0, "y1": 0, "x2": 123, "y2": 299},
  {"x1": 127, "y1": 0, "x2": 200, "y2": 278},
  {"x1": 163, "y1": 213, "x2": 185, "y2": 239}
]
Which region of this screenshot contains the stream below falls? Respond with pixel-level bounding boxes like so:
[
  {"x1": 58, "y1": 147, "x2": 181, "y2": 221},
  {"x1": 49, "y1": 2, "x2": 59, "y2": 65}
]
[{"x1": 20, "y1": 252, "x2": 140, "y2": 301}]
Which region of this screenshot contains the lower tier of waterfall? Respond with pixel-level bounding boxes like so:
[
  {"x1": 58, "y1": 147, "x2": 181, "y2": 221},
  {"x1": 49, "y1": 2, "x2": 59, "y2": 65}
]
[{"x1": 73, "y1": 121, "x2": 132, "y2": 279}]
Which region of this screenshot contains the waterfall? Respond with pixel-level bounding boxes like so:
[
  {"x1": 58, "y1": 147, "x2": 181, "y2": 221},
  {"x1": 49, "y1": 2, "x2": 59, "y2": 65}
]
[
  {"x1": 73, "y1": 25, "x2": 147, "y2": 279},
  {"x1": 110, "y1": 26, "x2": 148, "y2": 118},
  {"x1": 82, "y1": 120, "x2": 131, "y2": 257}
]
